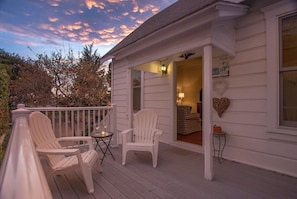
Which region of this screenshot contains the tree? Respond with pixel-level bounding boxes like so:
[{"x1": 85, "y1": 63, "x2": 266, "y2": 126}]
[
  {"x1": 71, "y1": 44, "x2": 108, "y2": 106},
  {"x1": 35, "y1": 49, "x2": 76, "y2": 106},
  {"x1": 3, "y1": 45, "x2": 111, "y2": 108},
  {"x1": 9, "y1": 58, "x2": 53, "y2": 106}
]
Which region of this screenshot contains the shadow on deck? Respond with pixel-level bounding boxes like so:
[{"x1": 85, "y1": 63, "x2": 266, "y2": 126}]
[{"x1": 46, "y1": 143, "x2": 297, "y2": 199}]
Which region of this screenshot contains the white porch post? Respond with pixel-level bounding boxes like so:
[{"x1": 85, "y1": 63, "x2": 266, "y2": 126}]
[
  {"x1": 111, "y1": 104, "x2": 118, "y2": 147},
  {"x1": 203, "y1": 45, "x2": 214, "y2": 180}
]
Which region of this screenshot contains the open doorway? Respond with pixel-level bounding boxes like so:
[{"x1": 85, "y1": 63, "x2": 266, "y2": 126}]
[{"x1": 176, "y1": 57, "x2": 203, "y2": 145}]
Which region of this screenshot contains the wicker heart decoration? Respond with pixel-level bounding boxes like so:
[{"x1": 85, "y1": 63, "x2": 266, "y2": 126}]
[
  {"x1": 214, "y1": 80, "x2": 228, "y2": 96},
  {"x1": 213, "y1": 97, "x2": 230, "y2": 117}
]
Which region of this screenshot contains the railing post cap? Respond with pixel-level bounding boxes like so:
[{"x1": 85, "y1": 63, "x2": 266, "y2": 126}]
[
  {"x1": 17, "y1": 104, "x2": 25, "y2": 109},
  {"x1": 11, "y1": 104, "x2": 30, "y2": 123}
]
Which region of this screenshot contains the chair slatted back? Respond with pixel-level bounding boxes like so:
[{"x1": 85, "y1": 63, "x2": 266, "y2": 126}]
[
  {"x1": 133, "y1": 109, "x2": 158, "y2": 143},
  {"x1": 29, "y1": 111, "x2": 65, "y2": 167}
]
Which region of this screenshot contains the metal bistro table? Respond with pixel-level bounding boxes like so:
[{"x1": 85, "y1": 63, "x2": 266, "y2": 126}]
[
  {"x1": 91, "y1": 131, "x2": 115, "y2": 164},
  {"x1": 213, "y1": 131, "x2": 226, "y2": 164}
]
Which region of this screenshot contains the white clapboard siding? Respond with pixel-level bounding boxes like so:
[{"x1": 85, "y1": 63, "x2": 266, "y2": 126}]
[
  {"x1": 215, "y1": 1, "x2": 297, "y2": 177},
  {"x1": 217, "y1": 124, "x2": 267, "y2": 139},
  {"x1": 224, "y1": 86, "x2": 266, "y2": 100},
  {"x1": 226, "y1": 99, "x2": 266, "y2": 113},
  {"x1": 224, "y1": 147, "x2": 297, "y2": 177},
  {"x1": 231, "y1": 60, "x2": 266, "y2": 76},
  {"x1": 112, "y1": 64, "x2": 130, "y2": 135},
  {"x1": 223, "y1": 73, "x2": 266, "y2": 88},
  {"x1": 236, "y1": 33, "x2": 266, "y2": 51},
  {"x1": 230, "y1": 46, "x2": 266, "y2": 65},
  {"x1": 213, "y1": 111, "x2": 266, "y2": 126},
  {"x1": 143, "y1": 72, "x2": 171, "y2": 141},
  {"x1": 236, "y1": 20, "x2": 266, "y2": 41},
  {"x1": 236, "y1": 10, "x2": 265, "y2": 29},
  {"x1": 226, "y1": 135, "x2": 297, "y2": 160}
]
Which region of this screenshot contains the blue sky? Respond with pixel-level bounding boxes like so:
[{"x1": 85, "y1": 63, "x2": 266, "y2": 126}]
[{"x1": 0, "y1": 0, "x2": 176, "y2": 59}]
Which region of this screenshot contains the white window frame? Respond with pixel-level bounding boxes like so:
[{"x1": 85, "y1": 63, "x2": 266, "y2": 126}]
[
  {"x1": 132, "y1": 70, "x2": 144, "y2": 112},
  {"x1": 262, "y1": 0, "x2": 297, "y2": 141}
]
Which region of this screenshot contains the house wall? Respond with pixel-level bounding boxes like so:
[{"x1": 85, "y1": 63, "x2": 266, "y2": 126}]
[
  {"x1": 214, "y1": 0, "x2": 297, "y2": 177},
  {"x1": 110, "y1": 0, "x2": 297, "y2": 177},
  {"x1": 143, "y1": 71, "x2": 172, "y2": 142},
  {"x1": 112, "y1": 58, "x2": 173, "y2": 143}
]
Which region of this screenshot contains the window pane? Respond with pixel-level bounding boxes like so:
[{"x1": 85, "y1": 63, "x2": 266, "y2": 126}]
[
  {"x1": 281, "y1": 13, "x2": 297, "y2": 68},
  {"x1": 281, "y1": 71, "x2": 297, "y2": 125},
  {"x1": 132, "y1": 70, "x2": 141, "y2": 112}
]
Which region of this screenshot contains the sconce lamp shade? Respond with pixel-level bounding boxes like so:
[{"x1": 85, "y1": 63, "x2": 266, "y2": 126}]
[
  {"x1": 178, "y1": 92, "x2": 184, "y2": 99},
  {"x1": 161, "y1": 64, "x2": 167, "y2": 75}
]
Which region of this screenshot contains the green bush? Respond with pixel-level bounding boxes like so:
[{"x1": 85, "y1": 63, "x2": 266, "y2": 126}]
[{"x1": 0, "y1": 69, "x2": 10, "y2": 166}]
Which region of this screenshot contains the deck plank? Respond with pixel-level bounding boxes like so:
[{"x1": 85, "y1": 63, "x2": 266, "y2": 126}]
[
  {"x1": 44, "y1": 143, "x2": 297, "y2": 199},
  {"x1": 103, "y1": 154, "x2": 175, "y2": 199}
]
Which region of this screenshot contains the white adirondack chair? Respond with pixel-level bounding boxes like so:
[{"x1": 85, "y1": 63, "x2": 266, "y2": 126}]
[
  {"x1": 121, "y1": 109, "x2": 163, "y2": 168},
  {"x1": 29, "y1": 111, "x2": 101, "y2": 193}
]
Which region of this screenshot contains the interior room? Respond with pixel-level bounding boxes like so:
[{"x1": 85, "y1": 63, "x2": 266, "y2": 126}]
[{"x1": 176, "y1": 57, "x2": 203, "y2": 145}]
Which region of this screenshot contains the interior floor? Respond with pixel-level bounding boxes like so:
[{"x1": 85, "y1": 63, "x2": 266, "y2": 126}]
[{"x1": 177, "y1": 131, "x2": 202, "y2": 145}]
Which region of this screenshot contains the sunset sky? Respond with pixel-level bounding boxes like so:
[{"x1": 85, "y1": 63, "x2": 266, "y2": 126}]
[{"x1": 0, "y1": 0, "x2": 176, "y2": 59}]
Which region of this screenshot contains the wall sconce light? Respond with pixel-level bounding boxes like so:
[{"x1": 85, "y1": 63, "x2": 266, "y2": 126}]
[{"x1": 160, "y1": 64, "x2": 168, "y2": 75}]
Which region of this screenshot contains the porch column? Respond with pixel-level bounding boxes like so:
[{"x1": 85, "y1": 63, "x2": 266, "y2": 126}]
[
  {"x1": 111, "y1": 104, "x2": 118, "y2": 147},
  {"x1": 203, "y1": 45, "x2": 214, "y2": 180}
]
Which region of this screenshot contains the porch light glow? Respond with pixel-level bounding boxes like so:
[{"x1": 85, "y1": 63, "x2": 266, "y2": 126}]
[{"x1": 161, "y1": 64, "x2": 167, "y2": 75}]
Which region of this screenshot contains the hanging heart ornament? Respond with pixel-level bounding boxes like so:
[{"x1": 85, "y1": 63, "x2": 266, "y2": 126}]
[
  {"x1": 214, "y1": 80, "x2": 228, "y2": 96},
  {"x1": 213, "y1": 97, "x2": 230, "y2": 117}
]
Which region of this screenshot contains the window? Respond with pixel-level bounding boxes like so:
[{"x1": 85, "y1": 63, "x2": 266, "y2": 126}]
[
  {"x1": 279, "y1": 13, "x2": 297, "y2": 127},
  {"x1": 132, "y1": 70, "x2": 141, "y2": 112},
  {"x1": 263, "y1": 0, "x2": 297, "y2": 139}
]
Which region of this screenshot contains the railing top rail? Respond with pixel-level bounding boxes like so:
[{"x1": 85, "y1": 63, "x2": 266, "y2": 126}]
[
  {"x1": 27, "y1": 106, "x2": 113, "y2": 111},
  {"x1": 0, "y1": 117, "x2": 53, "y2": 199}
]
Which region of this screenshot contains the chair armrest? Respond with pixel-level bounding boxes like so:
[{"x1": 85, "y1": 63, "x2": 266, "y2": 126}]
[
  {"x1": 57, "y1": 136, "x2": 94, "y2": 150},
  {"x1": 120, "y1": 129, "x2": 133, "y2": 135},
  {"x1": 153, "y1": 129, "x2": 163, "y2": 143},
  {"x1": 36, "y1": 148, "x2": 80, "y2": 155},
  {"x1": 121, "y1": 129, "x2": 133, "y2": 143},
  {"x1": 36, "y1": 148, "x2": 85, "y2": 167},
  {"x1": 57, "y1": 136, "x2": 92, "y2": 142}
]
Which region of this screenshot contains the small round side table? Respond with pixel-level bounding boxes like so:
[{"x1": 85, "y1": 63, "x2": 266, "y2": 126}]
[
  {"x1": 91, "y1": 131, "x2": 115, "y2": 164},
  {"x1": 213, "y1": 131, "x2": 226, "y2": 164}
]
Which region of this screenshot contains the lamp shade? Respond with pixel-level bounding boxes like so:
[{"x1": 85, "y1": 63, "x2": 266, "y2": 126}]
[{"x1": 178, "y1": 92, "x2": 184, "y2": 98}]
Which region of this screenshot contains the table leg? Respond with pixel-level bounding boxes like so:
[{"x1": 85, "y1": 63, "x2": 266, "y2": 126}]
[
  {"x1": 98, "y1": 137, "x2": 115, "y2": 164},
  {"x1": 213, "y1": 134, "x2": 226, "y2": 164}
]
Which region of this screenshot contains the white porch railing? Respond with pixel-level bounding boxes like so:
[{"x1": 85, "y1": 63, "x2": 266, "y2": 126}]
[
  {"x1": 0, "y1": 115, "x2": 53, "y2": 199},
  {"x1": 26, "y1": 104, "x2": 118, "y2": 146},
  {"x1": 0, "y1": 104, "x2": 117, "y2": 198}
]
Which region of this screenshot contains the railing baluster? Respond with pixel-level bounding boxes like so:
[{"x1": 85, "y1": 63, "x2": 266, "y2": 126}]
[
  {"x1": 22, "y1": 106, "x2": 115, "y2": 146},
  {"x1": 87, "y1": 110, "x2": 91, "y2": 136},
  {"x1": 76, "y1": 110, "x2": 80, "y2": 137},
  {"x1": 65, "y1": 111, "x2": 68, "y2": 137},
  {"x1": 71, "y1": 110, "x2": 74, "y2": 137},
  {"x1": 82, "y1": 110, "x2": 86, "y2": 136},
  {"x1": 59, "y1": 111, "x2": 62, "y2": 138}
]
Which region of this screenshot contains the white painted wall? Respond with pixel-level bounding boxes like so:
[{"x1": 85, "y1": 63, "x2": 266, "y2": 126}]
[
  {"x1": 110, "y1": 0, "x2": 297, "y2": 177},
  {"x1": 213, "y1": 0, "x2": 297, "y2": 177}
]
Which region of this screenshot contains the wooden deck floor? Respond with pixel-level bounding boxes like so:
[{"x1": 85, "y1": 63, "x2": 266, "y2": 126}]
[{"x1": 46, "y1": 143, "x2": 297, "y2": 199}]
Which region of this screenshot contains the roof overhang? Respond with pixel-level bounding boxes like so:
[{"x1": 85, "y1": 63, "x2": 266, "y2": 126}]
[{"x1": 102, "y1": 1, "x2": 248, "y2": 63}]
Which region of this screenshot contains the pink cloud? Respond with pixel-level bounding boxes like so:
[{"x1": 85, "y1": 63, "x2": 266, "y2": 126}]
[
  {"x1": 85, "y1": 0, "x2": 105, "y2": 10},
  {"x1": 48, "y1": 17, "x2": 59, "y2": 22}
]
